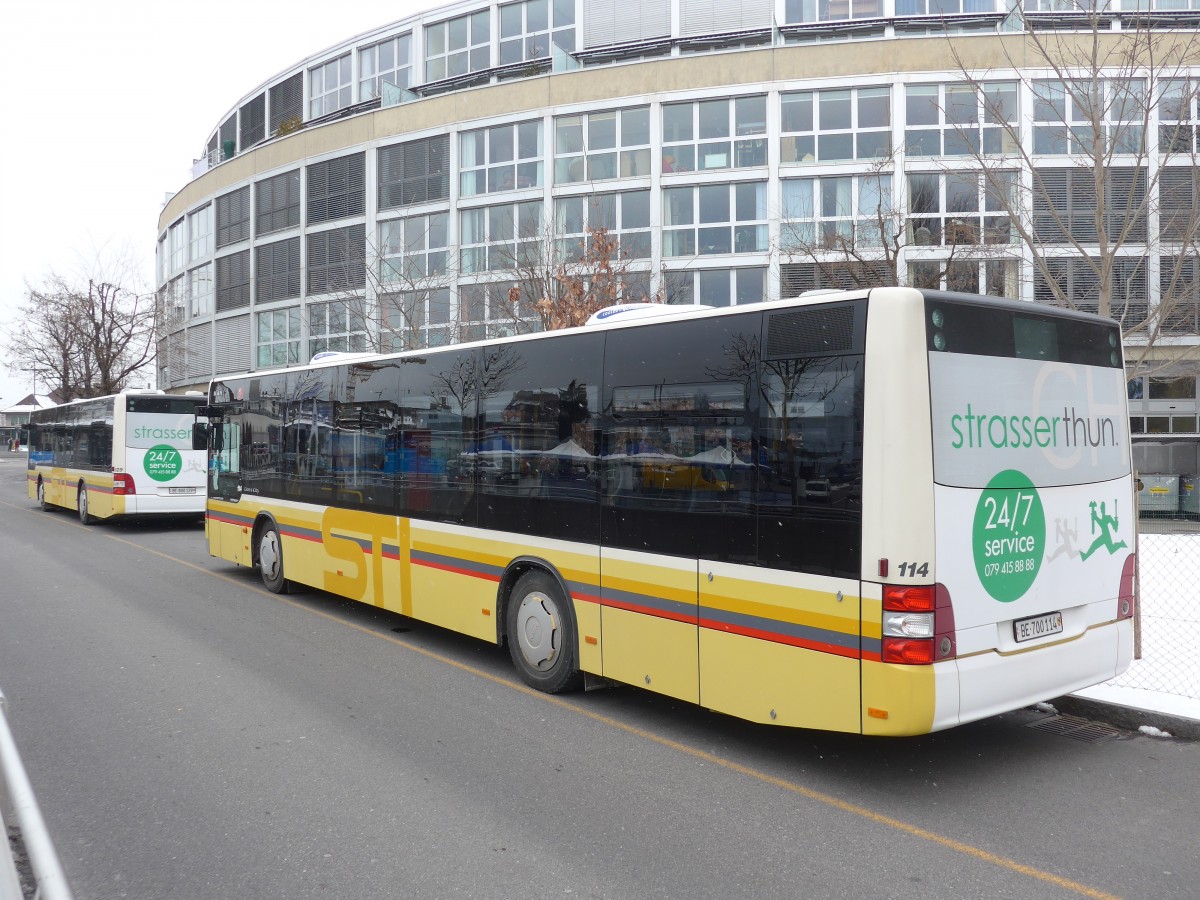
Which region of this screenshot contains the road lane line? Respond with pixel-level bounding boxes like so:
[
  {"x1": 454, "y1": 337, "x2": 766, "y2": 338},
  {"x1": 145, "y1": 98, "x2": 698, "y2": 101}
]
[{"x1": 4, "y1": 496, "x2": 1121, "y2": 900}]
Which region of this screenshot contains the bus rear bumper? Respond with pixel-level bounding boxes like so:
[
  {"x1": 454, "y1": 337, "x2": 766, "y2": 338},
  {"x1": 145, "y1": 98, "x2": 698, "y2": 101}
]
[{"x1": 944, "y1": 619, "x2": 1134, "y2": 731}]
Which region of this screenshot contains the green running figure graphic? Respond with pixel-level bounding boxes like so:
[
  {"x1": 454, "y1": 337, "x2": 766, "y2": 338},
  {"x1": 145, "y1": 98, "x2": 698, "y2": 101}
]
[{"x1": 1080, "y1": 500, "x2": 1128, "y2": 561}]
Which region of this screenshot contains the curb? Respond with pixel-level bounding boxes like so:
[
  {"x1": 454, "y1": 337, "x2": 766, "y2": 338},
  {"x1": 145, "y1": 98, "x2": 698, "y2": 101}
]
[{"x1": 1053, "y1": 694, "x2": 1200, "y2": 741}]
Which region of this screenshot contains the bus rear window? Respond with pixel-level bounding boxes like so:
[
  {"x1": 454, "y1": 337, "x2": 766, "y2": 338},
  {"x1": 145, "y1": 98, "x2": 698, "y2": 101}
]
[{"x1": 925, "y1": 297, "x2": 1122, "y2": 368}]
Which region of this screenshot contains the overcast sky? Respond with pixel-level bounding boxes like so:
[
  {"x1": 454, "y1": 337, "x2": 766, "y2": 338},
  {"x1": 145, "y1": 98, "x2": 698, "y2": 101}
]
[{"x1": 0, "y1": 0, "x2": 440, "y2": 409}]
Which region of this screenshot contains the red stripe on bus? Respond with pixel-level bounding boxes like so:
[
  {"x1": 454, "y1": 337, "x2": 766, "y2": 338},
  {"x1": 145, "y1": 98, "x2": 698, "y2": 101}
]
[{"x1": 601, "y1": 596, "x2": 699, "y2": 626}]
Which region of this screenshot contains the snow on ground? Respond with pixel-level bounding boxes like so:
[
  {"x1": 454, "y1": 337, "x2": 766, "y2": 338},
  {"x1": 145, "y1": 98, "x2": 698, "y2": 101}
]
[{"x1": 1073, "y1": 531, "x2": 1200, "y2": 722}]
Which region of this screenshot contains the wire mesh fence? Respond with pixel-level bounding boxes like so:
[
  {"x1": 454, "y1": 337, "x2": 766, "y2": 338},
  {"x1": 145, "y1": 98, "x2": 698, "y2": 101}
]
[{"x1": 1106, "y1": 514, "x2": 1200, "y2": 703}]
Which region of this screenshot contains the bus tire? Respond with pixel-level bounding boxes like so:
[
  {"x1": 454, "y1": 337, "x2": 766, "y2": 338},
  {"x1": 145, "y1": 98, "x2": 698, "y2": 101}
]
[
  {"x1": 78, "y1": 484, "x2": 95, "y2": 526},
  {"x1": 506, "y1": 570, "x2": 583, "y2": 694},
  {"x1": 258, "y1": 523, "x2": 289, "y2": 594},
  {"x1": 37, "y1": 479, "x2": 53, "y2": 511}
]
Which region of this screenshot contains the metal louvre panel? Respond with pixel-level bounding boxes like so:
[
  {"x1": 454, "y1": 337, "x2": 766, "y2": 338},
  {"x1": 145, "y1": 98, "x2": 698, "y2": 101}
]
[
  {"x1": 187, "y1": 324, "x2": 213, "y2": 379},
  {"x1": 255, "y1": 238, "x2": 302, "y2": 302},
  {"x1": 307, "y1": 225, "x2": 366, "y2": 295},
  {"x1": 216, "y1": 186, "x2": 251, "y2": 248},
  {"x1": 255, "y1": 170, "x2": 302, "y2": 235},
  {"x1": 584, "y1": 0, "x2": 670, "y2": 49},
  {"x1": 307, "y1": 152, "x2": 366, "y2": 225},
  {"x1": 680, "y1": 0, "x2": 773, "y2": 36},
  {"x1": 215, "y1": 315, "x2": 252, "y2": 373},
  {"x1": 583, "y1": 0, "x2": 672, "y2": 47},
  {"x1": 379, "y1": 135, "x2": 450, "y2": 209},
  {"x1": 215, "y1": 250, "x2": 251, "y2": 311},
  {"x1": 168, "y1": 331, "x2": 186, "y2": 382},
  {"x1": 239, "y1": 93, "x2": 266, "y2": 149},
  {"x1": 269, "y1": 72, "x2": 303, "y2": 133}
]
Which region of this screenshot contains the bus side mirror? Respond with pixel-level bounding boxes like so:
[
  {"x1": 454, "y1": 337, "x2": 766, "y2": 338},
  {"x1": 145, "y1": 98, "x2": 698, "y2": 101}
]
[{"x1": 192, "y1": 423, "x2": 209, "y2": 451}]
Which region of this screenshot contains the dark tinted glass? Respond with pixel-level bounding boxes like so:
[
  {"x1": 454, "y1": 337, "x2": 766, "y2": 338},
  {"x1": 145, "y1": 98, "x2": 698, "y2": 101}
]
[
  {"x1": 395, "y1": 348, "x2": 478, "y2": 526},
  {"x1": 332, "y1": 362, "x2": 401, "y2": 513},
  {"x1": 126, "y1": 396, "x2": 205, "y2": 415},
  {"x1": 601, "y1": 315, "x2": 760, "y2": 563},
  {"x1": 476, "y1": 333, "x2": 603, "y2": 542},
  {"x1": 925, "y1": 293, "x2": 1122, "y2": 367}
]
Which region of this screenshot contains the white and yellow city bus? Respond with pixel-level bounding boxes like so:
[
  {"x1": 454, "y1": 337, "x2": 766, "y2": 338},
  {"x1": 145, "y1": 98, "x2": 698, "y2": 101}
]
[
  {"x1": 195, "y1": 287, "x2": 1135, "y2": 735},
  {"x1": 28, "y1": 391, "x2": 208, "y2": 524}
]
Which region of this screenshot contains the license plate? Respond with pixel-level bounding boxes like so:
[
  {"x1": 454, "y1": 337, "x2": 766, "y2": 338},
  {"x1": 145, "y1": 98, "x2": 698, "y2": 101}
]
[
  {"x1": 1013, "y1": 611, "x2": 1063, "y2": 643},
  {"x1": 168, "y1": 487, "x2": 197, "y2": 495}
]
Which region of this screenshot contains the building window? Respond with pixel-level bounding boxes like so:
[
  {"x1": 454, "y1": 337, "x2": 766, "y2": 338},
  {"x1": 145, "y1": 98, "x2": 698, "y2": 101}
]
[
  {"x1": 555, "y1": 190, "x2": 651, "y2": 260},
  {"x1": 382, "y1": 288, "x2": 453, "y2": 349},
  {"x1": 309, "y1": 53, "x2": 352, "y2": 119},
  {"x1": 1160, "y1": 79, "x2": 1200, "y2": 155},
  {"x1": 359, "y1": 34, "x2": 412, "y2": 100},
  {"x1": 905, "y1": 82, "x2": 1018, "y2": 158},
  {"x1": 783, "y1": 0, "x2": 883, "y2": 23},
  {"x1": 307, "y1": 225, "x2": 366, "y2": 295},
  {"x1": 216, "y1": 187, "x2": 251, "y2": 248},
  {"x1": 663, "y1": 182, "x2": 768, "y2": 257},
  {"x1": 907, "y1": 171, "x2": 1014, "y2": 246},
  {"x1": 308, "y1": 300, "x2": 368, "y2": 357},
  {"x1": 460, "y1": 200, "x2": 544, "y2": 273},
  {"x1": 898, "y1": 0, "x2": 994, "y2": 11},
  {"x1": 662, "y1": 97, "x2": 767, "y2": 173},
  {"x1": 256, "y1": 170, "x2": 301, "y2": 236},
  {"x1": 188, "y1": 205, "x2": 213, "y2": 262},
  {"x1": 307, "y1": 153, "x2": 365, "y2": 224},
  {"x1": 1032, "y1": 78, "x2": 1145, "y2": 155},
  {"x1": 256, "y1": 308, "x2": 301, "y2": 368},
  {"x1": 379, "y1": 213, "x2": 449, "y2": 283},
  {"x1": 499, "y1": 0, "x2": 575, "y2": 65},
  {"x1": 189, "y1": 264, "x2": 213, "y2": 317},
  {"x1": 1033, "y1": 166, "x2": 1146, "y2": 243},
  {"x1": 215, "y1": 250, "x2": 251, "y2": 311},
  {"x1": 168, "y1": 219, "x2": 187, "y2": 273},
  {"x1": 663, "y1": 267, "x2": 767, "y2": 306},
  {"x1": 781, "y1": 87, "x2": 891, "y2": 165},
  {"x1": 555, "y1": 106, "x2": 651, "y2": 184},
  {"x1": 379, "y1": 135, "x2": 451, "y2": 209},
  {"x1": 909, "y1": 258, "x2": 1019, "y2": 298},
  {"x1": 781, "y1": 175, "x2": 891, "y2": 249},
  {"x1": 256, "y1": 238, "x2": 302, "y2": 303},
  {"x1": 460, "y1": 120, "x2": 544, "y2": 196},
  {"x1": 425, "y1": 10, "x2": 491, "y2": 82}
]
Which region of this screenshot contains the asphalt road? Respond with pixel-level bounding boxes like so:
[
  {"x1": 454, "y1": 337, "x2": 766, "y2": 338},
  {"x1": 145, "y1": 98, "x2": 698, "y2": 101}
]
[{"x1": 0, "y1": 451, "x2": 1197, "y2": 900}]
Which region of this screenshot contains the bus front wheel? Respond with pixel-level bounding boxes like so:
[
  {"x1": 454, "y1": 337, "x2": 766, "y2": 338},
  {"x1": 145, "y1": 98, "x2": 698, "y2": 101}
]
[
  {"x1": 37, "y1": 480, "x2": 53, "y2": 511},
  {"x1": 506, "y1": 571, "x2": 583, "y2": 694},
  {"x1": 258, "y1": 524, "x2": 288, "y2": 594},
  {"x1": 78, "y1": 484, "x2": 95, "y2": 526}
]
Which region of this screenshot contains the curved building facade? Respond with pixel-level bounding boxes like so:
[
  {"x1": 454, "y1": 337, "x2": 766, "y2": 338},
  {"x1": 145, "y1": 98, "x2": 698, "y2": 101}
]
[{"x1": 157, "y1": 0, "x2": 1200, "y2": 434}]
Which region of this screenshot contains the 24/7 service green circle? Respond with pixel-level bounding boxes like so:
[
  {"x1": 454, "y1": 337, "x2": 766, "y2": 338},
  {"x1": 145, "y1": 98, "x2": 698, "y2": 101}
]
[
  {"x1": 144, "y1": 444, "x2": 182, "y2": 482},
  {"x1": 972, "y1": 469, "x2": 1045, "y2": 603}
]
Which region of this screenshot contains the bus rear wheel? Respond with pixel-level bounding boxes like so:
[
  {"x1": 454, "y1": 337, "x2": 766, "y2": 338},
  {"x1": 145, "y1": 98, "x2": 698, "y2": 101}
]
[
  {"x1": 258, "y1": 523, "x2": 289, "y2": 593},
  {"x1": 78, "y1": 484, "x2": 95, "y2": 526},
  {"x1": 506, "y1": 571, "x2": 582, "y2": 694}
]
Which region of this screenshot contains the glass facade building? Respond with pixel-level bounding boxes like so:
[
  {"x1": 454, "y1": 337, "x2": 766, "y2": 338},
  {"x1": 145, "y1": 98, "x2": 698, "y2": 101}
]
[{"x1": 157, "y1": 0, "x2": 1200, "y2": 431}]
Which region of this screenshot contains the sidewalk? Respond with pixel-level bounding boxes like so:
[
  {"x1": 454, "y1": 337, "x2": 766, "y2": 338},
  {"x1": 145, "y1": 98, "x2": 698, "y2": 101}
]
[{"x1": 1059, "y1": 684, "x2": 1200, "y2": 740}]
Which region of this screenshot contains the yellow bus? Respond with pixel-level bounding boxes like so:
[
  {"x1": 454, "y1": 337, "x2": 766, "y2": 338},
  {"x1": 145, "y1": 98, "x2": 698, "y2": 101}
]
[
  {"x1": 194, "y1": 288, "x2": 1136, "y2": 735},
  {"x1": 28, "y1": 391, "x2": 208, "y2": 524}
]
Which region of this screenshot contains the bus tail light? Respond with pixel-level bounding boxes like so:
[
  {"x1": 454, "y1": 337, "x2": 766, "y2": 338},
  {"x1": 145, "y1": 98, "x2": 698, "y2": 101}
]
[
  {"x1": 882, "y1": 583, "x2": 955, "y2": 665},
  {"x1": 1118, "y1": 553, "x2": 1136, "y2": 620},
  {"x1": 113, "y1": 474, "x2": 136, "y2": 495}
]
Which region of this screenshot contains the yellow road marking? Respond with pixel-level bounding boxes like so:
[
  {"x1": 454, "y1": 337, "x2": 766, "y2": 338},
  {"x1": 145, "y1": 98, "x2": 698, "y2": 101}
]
[{"x1": 5, "y1": 496, "x2": 1121, "y2": 900}]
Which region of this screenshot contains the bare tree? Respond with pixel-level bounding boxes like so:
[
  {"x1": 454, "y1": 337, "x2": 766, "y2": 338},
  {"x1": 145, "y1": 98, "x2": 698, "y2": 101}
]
[
  {"x1": 945, "y1": 6, "x2": 1200, "y2": 375},
  {"x1": 494, "y1": 221, "x2": 665, "y2": 331},
  {"x1": 7, "y1": 255, "x2": 155, "y2": 400},
  {"x1": 777, "y1": 149, "x2": 1010, "y2": 294}
]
